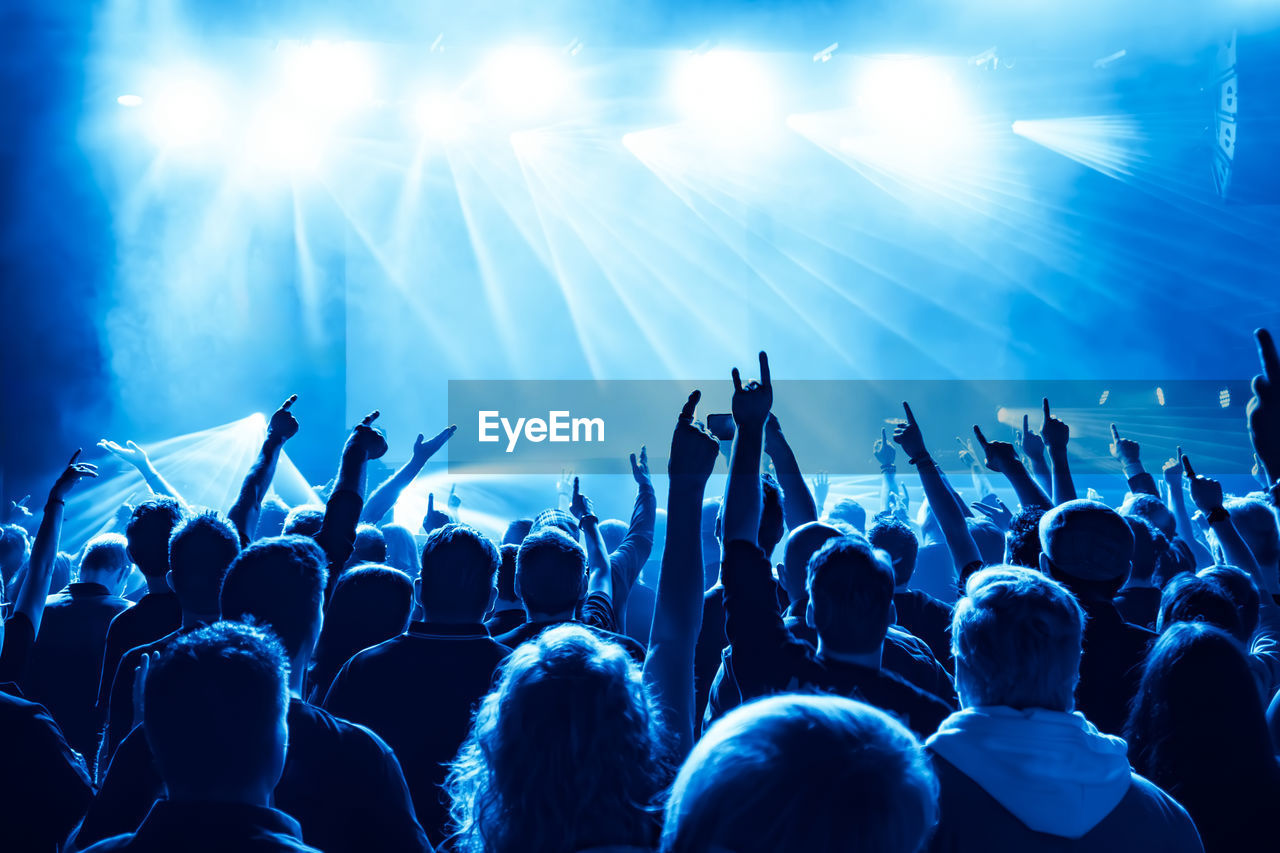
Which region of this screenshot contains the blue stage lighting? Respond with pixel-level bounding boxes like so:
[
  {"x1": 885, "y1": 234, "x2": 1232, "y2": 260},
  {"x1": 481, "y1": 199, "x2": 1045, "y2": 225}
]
[
  {"x1": 143, "y1": 75, "x2": 225, "y2": 149},
  {"x1": 672, "y1": 50, "x2": 777, "y2": 126},
  {"x1": 483, "y1": 46, "x2": 571, "y2": 118}
]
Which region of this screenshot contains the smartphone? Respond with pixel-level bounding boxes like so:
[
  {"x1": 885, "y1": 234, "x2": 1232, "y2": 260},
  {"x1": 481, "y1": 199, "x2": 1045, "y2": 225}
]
[{"x1": 706, "y1": 413, "x2": 736, "y2": 442}]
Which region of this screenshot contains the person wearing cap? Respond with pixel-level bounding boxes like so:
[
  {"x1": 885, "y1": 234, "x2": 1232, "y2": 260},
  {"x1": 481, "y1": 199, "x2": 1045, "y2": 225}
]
[{"x1": 1038, "y1": 500, "x2": 1156, "y2": 735}]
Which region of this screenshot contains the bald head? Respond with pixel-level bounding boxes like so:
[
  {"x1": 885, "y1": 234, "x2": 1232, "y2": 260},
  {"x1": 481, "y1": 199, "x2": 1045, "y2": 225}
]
[
  {"x1": 781, "y1": 522, "x2": 844, "y2": 601},
  {"x1": 1039, "y1": 500, "x2": 1133, "y2": 592}
]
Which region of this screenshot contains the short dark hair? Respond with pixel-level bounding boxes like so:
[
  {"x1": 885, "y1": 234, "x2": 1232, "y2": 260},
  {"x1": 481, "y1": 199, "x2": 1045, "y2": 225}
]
[
  {"x1": 827, "y1": 499, "x2": 868, "y2": 534},
  {"x1": 1198, "y1": 565, "x2": 1259, "y2": 640},
  {"x1": 517, "y1": 529, "x2": 587, "y2": 615},
  {"x1": 868, "y1": 517, "x2": 919, "y2": 587},
  {"x1": 503, "y1": 518, "x2": 533, "y2": 546},
  {"x1": 282, "y1": 505, "x2": 325, "y2": 538},
  {"x1": 125, "y1": 497, "x2": 184, "y2": 577},
  {"x1": 256, "y1": 496, "x2": 290, "y2": 540},
  {"x1": 1005, "y1": 506, "x2": 1047, "y2": 569},
  {"x1": 807, "y1": 536, "x2": 895, "y2": 654},
  {"x1": 144, "y1": 621, "x2": 288, "y2": 796},
  {"x1": 220, "y1": 535, "x2": 328, "y2": 660},
  {"x1": 352, "y1": 523, "x2": 387, "y2": 565},
  {"x1": 759, "y1": 473, "x2": 785, "y2": 555},
  {"x1": 168, "y1": 511, "x2": 241, "y2": 612},
  {"x1": 1157, "y1": 574, "x2": 1243, "y2": 640},
  {"x1": 420, "y1": 524, "x2": 499, "y2": 621},
  {"x1": 497, "y1": 543, "x2": 519, "y2": 601}
]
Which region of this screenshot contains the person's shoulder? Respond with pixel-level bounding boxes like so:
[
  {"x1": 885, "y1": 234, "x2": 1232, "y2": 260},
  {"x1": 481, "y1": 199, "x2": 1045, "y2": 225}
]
[
  {"x1": 1115, "y1": 773, "x2": 1203, "y2": 847},
  {"x1": 868, "y1": 665, "x2": 953, "y2": 713},
  {"x1": 295, "y1": 700, "x2": 398, "y2": 759},
  {"x1": 78, "y1": 833, "x2": 134, "y2": 852}
]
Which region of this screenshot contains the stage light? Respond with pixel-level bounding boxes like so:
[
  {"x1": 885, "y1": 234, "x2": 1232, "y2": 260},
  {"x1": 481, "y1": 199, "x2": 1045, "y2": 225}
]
[
  {"x1": 854, "y1": 57, "x2": 965, "y2": 136},
  {"x1": 117, "y1": 94, "x2": 143, "y2": 107},
  {"x1": 275, "y1": 41, "x2": 375, "y2": 121},
  {"x1": 1220, "y1": 388, "x2": 1231, "y2": 408},
  {"x1": 244, "y1": 112, "x2": 325, "y2": 172},
  {"x1": 1099, "y1": 390, "x2": 1110, "y2": 405},
  {"x1": 1010, "y1": 115, "x2": 1143, "y2": 180},
  {"x1": 672, "y1": 50, "x2": 777, "y2": 126},
  {"x1": 483, "y1": 46, "x2": 570, "y2": 117},
  {"x1": 1156, "y1": 387, "x2": 1166, "y2": 406},
  {"x1": 143, "y1": 76, "x2": 225, "y2": 149},
  {"x1": 412, "y1": 93, "x2": 470, "y2": 141}
]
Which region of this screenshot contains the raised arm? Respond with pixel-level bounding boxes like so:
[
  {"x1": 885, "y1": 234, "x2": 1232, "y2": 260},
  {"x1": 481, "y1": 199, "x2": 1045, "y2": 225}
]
[
  {"x1": 724, "y1": 353, "x2": 772, "y2": 545},
  {"x1": 973, "y1": 425, "x2": 1052, "y2": 511},
  {"x1": 894, "y1": 403, "x2": 983, "y2": 572},
  {"x1": 763, "y1": 414, "x2": 818, "y2": 529},
  {"x1": 874, "y1": 429, "x2": 897, "y2": 514},
  {"x1": 1110, "y1": 424, "x2": 1160, "y2": 498},
  {"x1": 97, "y1": 439, "x2": 185, "y2": 508},
  {"x1": 1161, "y1": 451, "x2": 1214, "y2": 568},
  {"x1": 1020, "y1": 414, "x2": 1054, "y2": 497},
  {"x1": 362, "y1": 425, "x2": 457, "y2": 523},
  {"x1": 228, "y1": 395, "x2": 299, "y2": 547},
  {"x1": 644, "y1": 391, "x2": 718, "y2": 757},
  {"x1": 570, "y1": 477, "x2": 613, "y2": 603},
  {"x1": 1041, "y1": 398, "x2": 1076, "y2": 505},
  {"x1": 15, "y1": 451, "x2": 98, "y2": 636},
  {"x1": 318, "y1": 412, "x2": 387, "y2": 598},
  {"x1": 609, "y1": 448, "x2": 658, "y2": 618},
  {"x1": 957, "y1": 436, "x2": 995, "y2": 501},
  {"x1": 1185, "y1": 454, "x2": 1278, "y2": 598}
]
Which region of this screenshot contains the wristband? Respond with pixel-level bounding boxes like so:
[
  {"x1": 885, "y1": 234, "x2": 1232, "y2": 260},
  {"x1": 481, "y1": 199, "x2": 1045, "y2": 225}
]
[
  {"x1": 1206, "y1": 506, "x2": 1230, "y2": 525},
  {"x1": 578, "y1": 513, "x2": 599, "y2": 527},
  {"x1": 908, "y1": 454, "x2": 934, "y2": 467},
  {"x1": 880, "y1": 463, "x2": 897, "y2": 473}
]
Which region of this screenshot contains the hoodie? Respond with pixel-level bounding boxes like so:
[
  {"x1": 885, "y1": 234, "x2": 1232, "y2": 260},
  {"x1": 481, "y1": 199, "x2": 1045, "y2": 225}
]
[{"x1": 926, "y1": 706, "x2": 1130, "y2": 838}]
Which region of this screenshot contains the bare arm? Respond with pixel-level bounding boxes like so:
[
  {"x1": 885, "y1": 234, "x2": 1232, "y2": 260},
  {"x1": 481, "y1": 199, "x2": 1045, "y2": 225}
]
[
  {"x1": 228, "y1": 395, "x2": 298, "y2": 547},
  {"x1": 1041, "y1": 398, "x2": 1077, "y2": 505},
  {"x1": 724, "y1": 353, "x2": 772, "y2": 546},
  {"x1": 895, "y1": 404, "x2": 983, "y2": 571},
  {"x1": 362, "y1": 425, "x2": 456, "y2": 524},
  {"x1": 97, "y1": 439, "x2": 185, "y2": 507},
  {"x1": 1185, "y1": 455, "x2": 1278, "y2": 597},
  {"x1": 571, "y1": 478, "x2": 614, "y2": 602},
  {"x1": 764, "y1": 414, "x2": 818, "y2": 529},
  {"x1": 973, "y1": 425, "x2": 1052, "y2": 511},
  {"x1": 644, "y1": 391, "x2": 718, "y2": 758}
]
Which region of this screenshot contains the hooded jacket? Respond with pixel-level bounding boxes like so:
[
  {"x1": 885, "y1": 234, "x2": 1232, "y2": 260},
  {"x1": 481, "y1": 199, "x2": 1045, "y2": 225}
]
[{"x1": 926, "y1": 706, "x2": 1203, "y2": 853}]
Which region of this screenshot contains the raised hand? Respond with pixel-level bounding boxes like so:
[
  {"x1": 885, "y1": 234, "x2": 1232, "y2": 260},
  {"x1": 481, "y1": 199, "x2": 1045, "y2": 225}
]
[
  {"x1": 1248, "y1": 328, "x2": 1280, "y2": 485},
  {"x1": 1109, "y1": 424, "x2": 1142, "y2": 469},
  {"x1": 972, "y1": 425, "x2": 1021, "y2": 473},
  {"x1": 569, "y1": 476, "x2": 595, "y2": 521},
  {"x1": 1162, "y1": 447, "x2": 1185, "y2": 487},
  {"x1": 971, "y1": 496, "x2": 1013, "y2": 531},
  {"x1": 811, "y1": 471, "x2": 830, "y2": 509},
  {"x1": 893, "y1": 402, "x2": 929, "y2": 461},
  {"x1": 1040, "y1": 398, "x2": 1070, "y2": 454},
  {"x1": 267, "y1": 394, "x2": 300, "y2": 444},
  {"x1": 730, "y1": 351, "x2": 772, "y2": 429},
  {"x1": 422, "y1": 493, "x2": 452, "y2": 534},
  {"x1": 8, "y1": 495, "x2": 33, "y2": 523},
  {"x1": 669, "y1": 390, "x2": 719, "y2": 484},
  {"x1": 51, "y1": 450, "x2": 99, "y2": 502},
  {"x1": 347, "y1": 411, "x2": 389, "y2": 460},
  {"x1": 97, "y1": 439, "x2": 150, "y2": 469},
  {"x1": 1182, "y1": 455, "x2": 1225, "y2": 515},
  {"x1": 630, "y1": 445, "x2": 652, "y2": 486},
  {"x1": 447, "y1": 483, "x2": 461, "y2": 512},
  {"x1": 413, "y1": 425, "x2": 458, "y2": 465},
  {"x1": 1021, "y1": 414, "x2": 1045, "y2": 459},
  {"x1": 872, "y1": 428, "x2": 896, "y2": 466},
  {"x1": 556, "y1": 467, "x2": 575, "y2": 499},
  {"x1": 955, "y1": 436, "x2": 979, "y2": 470}
]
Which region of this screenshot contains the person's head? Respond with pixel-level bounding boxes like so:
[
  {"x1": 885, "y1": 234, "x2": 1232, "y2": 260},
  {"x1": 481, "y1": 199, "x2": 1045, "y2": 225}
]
[
  {"x1": 255, "y1": 496, "x2": 289, "y2": 540},
  {"x1": 380, "y1": 523, "x2": 419, "y2": 576},
  {"x1": 1004, "y1": 506, "x2": 1047, "y2": 569},
  {"x1": 805, "y1": 535, "x2": 895, "y2": 656},
  {"x1": 496, "y1": 543, "x2": 519, "y2": 604},
  {"x1": 868, "y1": 516, "x2": 919, "y2": 589},
  {"x1": 1123, "y1": 515, "x2": 1168, "y2": 585},
  {"x1": 662, "y1": 695, "x2": 938, "y2": 853},
  {"x1": 313, "y1": 564, "x2": 413, "y2": 683},
  {"x1": 350, "y1": 523, "x2": 387, "y2": 566},
  {"x1": 1119, "y1": 494, "x2": 1177, "y2": 540},
  {"x1": 219, "y1": 535, "x2": 328, "y2": 665},
  {"x1": 124, "y1": 497, "x2": 183, "y2": 578},
  {"x1": 168, "y1": 511, "x2": 241, "y2": 615},
  {"x1": 641, "y1": 508, "x2": 669, "y2": 584},
  {"x1": 516, "y1": 528, "x2": 588, "y2": 618},
  {"x1": 1198, "y1": 565, "x2": 1259, "y2": 639},
  {"x1": 446, "y1": 623, "x2": 667, "y2": 853},
  {"x1": 1039, "y1": 500, "x2": 1134, "y2": 601},
  {"x1": 530, "y1": 508, "x2": 578, "y2": 540},
  {"x1": 758, "y1": 473, "x2": 785, "y2": 556},
  {"x1": 503, "y1": 518, "x2": 533, "y2": 546},
  {"x1": 1156, "y1": 574, "x2": 1243, "y2": 641},
  {"x1": 780, "y1": 522, "x2": 844, "y2": 602},
  {"x1": 701, "y1": 498, "x2": 722, "y2": 549},
  {"x1": 419, "y1": 523, "x2": 499, "y2": 623},
  {"x1": 916, "y1": 502, "x2": 942, "y2": 544},
  {"x1": 1126, "y1": 622, "x2": 1278, "y2": 796},
  {"x1": 0, "y1": 523, "x2": 30, "y2": 581},
  {"x1": 77, "y1": 533, "x2": 132, "y2": 593},
  {"x1": 1225, "y1": 497, "x2": 1280, "y2": 571},
  {"x1": 967, "y1": 518, "x2": 1004, "y2": 567},
  {"x1": 143, "y1": 621, "x2": 289, "y2": 803},
  {"x1": 952, "y1": 566, "x2": 1085, "y2": 712},
  {"x1": 599, "y1": 518, "x2": 628, "y2": 553},
  {"x1": 827, "y1": 498, "x2": 868, "y2": 535},
  {"x1": 282, "y1": 505, "x2": 325, "y2": 538}
]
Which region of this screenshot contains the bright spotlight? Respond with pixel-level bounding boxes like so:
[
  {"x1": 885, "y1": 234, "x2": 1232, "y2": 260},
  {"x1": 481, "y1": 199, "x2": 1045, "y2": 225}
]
[
  {"x1": 144, "y1": 76, "x2": 225, "y2": 148},
  {"x1": 483, "y1": 46, "x2": 570, "y2": 117},
  {"x1": 245, "y1": 112, "x2": 325, "y2": 173},
  {"x1": 672, "y1": 50, "x2": 776, "y2": 126},
  {"x1": 855, "y1": 57, "x2": 965, "y2": 135},
  {"x1": 412, "y1": 93, "x2": 470, "y2": 141},
  {"x1": 275, "y1": 41, "x2": 375, "y2": 121},
  {"x1": 117, "y1": 94, "x2": 143, "y2": 107}
]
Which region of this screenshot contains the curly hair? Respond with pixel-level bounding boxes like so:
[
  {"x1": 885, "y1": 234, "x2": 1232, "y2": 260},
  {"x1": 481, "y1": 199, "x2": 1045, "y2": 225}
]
[{"x1": 445, "y1": 623, "x2": 670, "y2": 853}]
